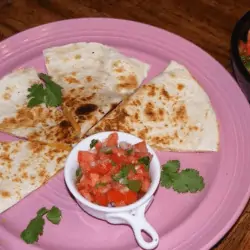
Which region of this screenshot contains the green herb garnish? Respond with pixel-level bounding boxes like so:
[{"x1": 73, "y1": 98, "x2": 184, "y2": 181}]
[
  {"x1": 160, "y1": 160, "x2": 205, "y2": 193},
  {"x1": 138, "y1": 156, "x2": 150, "y2": 171},
  {"x1": 112, "y1": 165, "x2": 134, "y2": 182},
  {"x1": 75, "y1": 167, "x2": 82, "y2": 182},
  {"x1": 126, "y1": 148, "x2": 133, "y2": 155},
  {"x1": 90, "y1": 139, "x2": 98, "y2": 149},
  {"x1": 46, "y1": 206, "x2": 62, "y2": 224},
  {"x1": 20, "y1": 206, "x2": 62, "y2": 244},
  {"x1": 27, "y1": 73, "x2": 63, "y2": 108},
  {"x1": 127, "y1": 180, "x2": 142, "y2": 192}
]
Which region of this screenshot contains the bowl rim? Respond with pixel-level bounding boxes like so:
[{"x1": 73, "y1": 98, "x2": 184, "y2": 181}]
[
  {"x1": 231, "y1": 11, "x2": 250, "y2": 83},
  {"x1": 64, "y1": 131, "x2": 161, "y2": 213}
]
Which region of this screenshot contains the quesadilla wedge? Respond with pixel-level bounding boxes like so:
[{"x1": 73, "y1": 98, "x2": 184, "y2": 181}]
[
  {"x1": 87, "y1": 61, "x2": 219, "y2": 152},
  {"x1": 0, "y1": 68, "x2": 77, "y2": 145},
  {"x1": 44, "y1": 42, "x2": 150, "y2": 137},
  {"x1": 0, "y1": 140, "x2": 70, "y2": 213}
]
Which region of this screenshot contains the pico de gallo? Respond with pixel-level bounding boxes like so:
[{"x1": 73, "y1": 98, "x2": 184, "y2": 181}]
[
  {"x1": 238, "y1": 29, "x2": 250, "y2": 73},
  {"x1": 75, "y1": 133, "x2": 152, "y2": 207}
]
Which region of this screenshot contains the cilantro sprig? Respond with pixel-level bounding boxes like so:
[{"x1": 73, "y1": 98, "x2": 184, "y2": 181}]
[
  {"x1": 160, "y1": 160, "x2": 205, "y2": 193},
  {"x1": 138, "y1": 156, "x2": 150, "y2": 171},
  {"x1": 112, "y1": 165, "x2": 141, "y2": 192},
  {"x1": 20, "y1": 206, "x2": 62, "y2": 244},
  {"x1": 90, "y1": 139, "x2": 98, "y2": 149},
  {"x1": 27, "y1": 73, "x2": 63, "y2": 108}
]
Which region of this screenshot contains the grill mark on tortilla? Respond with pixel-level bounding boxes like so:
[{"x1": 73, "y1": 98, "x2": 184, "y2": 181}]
[
  {"x1": 116, "y1": 75, "x2": 138, "y2": 91},
  {"x1": 173, "y1": 105, "x2": 188, "y2": 123},
  {"x1": 59, "y1": 120, "x2": 71, "y2": 128},
  {"x1": 161, "y1": 88, "x2": 170, "y2": 99},
  {"x1": 75, "y1": 104, "x2": 98, "y2": 116},
  {"x1": 86, "y1": 76, "x2": 92, "y2": 82},
  {"x1": 146, "y1": 84, "x2": 156, "y2": 96},
  {"x1": 0, "y1": 191, "x2": 10, "y2": 198},
  {"x1": 64, "y1": 76, "x2": 80, "y2": 84},
  {"x1": 177, "y1": 83, "x2": 185, "y2": 91}
]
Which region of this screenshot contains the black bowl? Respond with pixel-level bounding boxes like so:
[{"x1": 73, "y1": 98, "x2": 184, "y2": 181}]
[{"x1": 231, "y1": 11, "x2": 250, "y2": 101}]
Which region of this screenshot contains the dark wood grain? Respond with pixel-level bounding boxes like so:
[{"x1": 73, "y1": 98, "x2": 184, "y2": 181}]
[{"x1": 0, "y1": 1, "x2": 249, "y2": 249}]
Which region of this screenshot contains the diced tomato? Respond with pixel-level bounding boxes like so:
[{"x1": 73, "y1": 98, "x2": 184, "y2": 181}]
[
  {"x1": 95, "y1": 141, "x2": 102, "y2": 151},
  {"x1": 107, "y1": 189, "x2": 125, "y2": 205},
  {"x1": 135, "y1": 165, "x2": 149, "y2": 177},
  {"x1": 95, "y1": 193, "x2": 109, "y2": 206},
  {"x1": 89, "y1": 173, "x2": 100, "y2": 187},
  {"x1": 124, "y1": 191, "x2": 137, "y2": 205},
  {"x1": 106, "y1": 133, "x2": 118, "y2": 147},
  {"x1": 110, "y1": 153, "x2": 128, "y2": 164},
  {"x1": 90, "y1": 162, "x2": 112, "y2": 175},
  {"x1": 134, "y1": 151, "x2": 152, "y2": 160},
  {"x1": 79, "y1": 161, "x2": 91, "y2": 172},
  {"x1": 78, "y1": 151, "x2": 96, "y2": 163},
  {"x1": 134, "y1": 141, "x2": 148, "y2": 152},
  {"x1": 98, "y1": 152, "x2": 111, "y2": 161},
  {"x1": 141, "y1": 178, "x2": 151, "y2": 193},
  {"x1": 100, "y1": 175, "x2": 112, "y2": 183},
  {"x1": 79, "y1": 189, "x2": 93, "y2": 202}
]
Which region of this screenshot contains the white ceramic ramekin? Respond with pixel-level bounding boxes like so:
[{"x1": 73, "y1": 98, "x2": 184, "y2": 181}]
[{"x1": 64, "y1": 131, "x2": 161, "y2": 250}]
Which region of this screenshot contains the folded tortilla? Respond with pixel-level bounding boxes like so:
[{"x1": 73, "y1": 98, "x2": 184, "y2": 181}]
[
  {"x1": 0, "y1": 68, "x2": 78, "y2": 145},
  {"x1": 87, "y1": 61, "x2": 219, "y2": 152},
  {"x1": 44, "y1": 42, "x2": 150, "y2": 136},
  {"x1": 0, "y1": 140, "x2": 70, "y2": 213}
]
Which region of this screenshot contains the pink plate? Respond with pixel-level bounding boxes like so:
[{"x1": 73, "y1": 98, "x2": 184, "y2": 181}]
[{"x1": 0, "y1": 18, "x2": 250, "y2": 250}]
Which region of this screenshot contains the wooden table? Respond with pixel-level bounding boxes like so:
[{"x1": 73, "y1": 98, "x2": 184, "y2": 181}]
[{"x1": 0, "y1": 1, "x2": 249, "y2": 249}]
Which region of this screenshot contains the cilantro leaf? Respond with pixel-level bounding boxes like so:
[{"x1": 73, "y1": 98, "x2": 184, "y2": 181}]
[
  {"x1": 138, "y1": 156, "x2": 150, "y2": 171},
  {"x1": 37, "y1": 207, "x2": 49, "y2": 217},
  {"x1": 90, "y1": 139, "x2": 98, "y2": 149},
  {"x1": 46, "y1": 206, "x2": 62, "y2": 225},
  {"x1": 27, "y1": 73, "x2": 63, "y2": 108},
  {"x1": 39, "y1": 73, "x2": 63, "y2": 107},
  {"x1": 127, "y1": 180, "x2": 141, "y2": 192},
  {"x1": 76, "y1": 168, "x2": 82, "y2": 178},
  {"x1": 20, "y1": 216, "x2": 45, "y2": 244},
  {"x1": 113, "y1": 165, "x2": 135, "y2": 182},
  {"x1": 27, "y1": 84, "x2": 45, "y2": 107},
  {"x1": 126, "y1": 148, "x2": 133, "y2": 155},
  {"x1": 160, "y1": 160, "x2": 180, "y2": 189},
  {"x1": 172, "y1": 169, "x2": 205, "y2": 193}
]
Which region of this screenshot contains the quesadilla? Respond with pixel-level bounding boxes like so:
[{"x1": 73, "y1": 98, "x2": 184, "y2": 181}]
[
  {"x1": 43, "y1": 42, "x2": 150, "y2": 136},
  {"x1": 0, "y1": 140, "x2": 69, "y2": 213},
  {"x1": 0, "y1": 68, "x2": 77, "y2": 145},
  {"x1": 87, "y1": 61, "x2": 219, "y2": 152}
]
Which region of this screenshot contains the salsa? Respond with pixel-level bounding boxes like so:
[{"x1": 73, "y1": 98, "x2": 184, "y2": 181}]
[
  {"x1": 238, "y1": 29, "x2": 250, "y2": 73},
  {"x1": 75, "y1": 133, "x2": 152, "y2": 207}
]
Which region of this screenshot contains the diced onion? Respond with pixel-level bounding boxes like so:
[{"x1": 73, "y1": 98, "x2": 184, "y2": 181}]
[{"x1": 119, "y1": 141, "x2": 131, "y2": 150}]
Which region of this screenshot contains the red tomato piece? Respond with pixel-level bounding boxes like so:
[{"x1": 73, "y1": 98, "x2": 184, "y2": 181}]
[
  {"x1": 141, "y1": 178, "x2": 151, "y2": 193},
  {"x1": 95, "y1": 193, "x2": 109, "y2": 206},
  {"x1": 106, "y1": 133, "x2": 118, "y2": 147},
  {"x1": 78, "y1": 151, "x2": 96, "y2": 163},
  {"x1": 79, "y1": 161, "x2": 91, "y2": 172},
  {"x1": 134, "y1": 141, "x2": 148, "y2": 152},
  {"x1": 110, "y1": 153, "x2": 128, "y2": 164},
  {"x1": 124, "y1": 190, "x2": 137, "y2": 205},
  {"x1": 107, "y1": 189, "x2": 125, "y2": 204},
  {"x1": 95, "y1": 141, "x2": 102, "y2": 151},
  {"x1": 90, "y1": 162, "x2": 112, "y2": 175}
]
